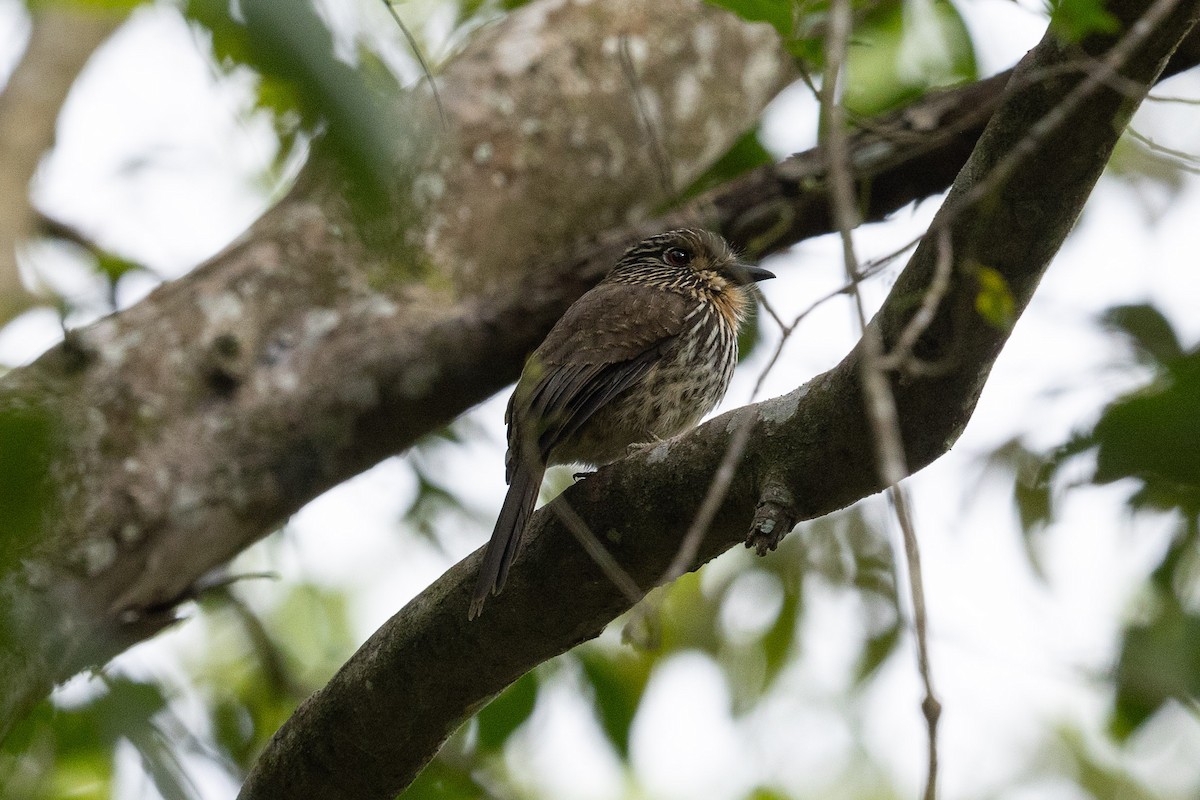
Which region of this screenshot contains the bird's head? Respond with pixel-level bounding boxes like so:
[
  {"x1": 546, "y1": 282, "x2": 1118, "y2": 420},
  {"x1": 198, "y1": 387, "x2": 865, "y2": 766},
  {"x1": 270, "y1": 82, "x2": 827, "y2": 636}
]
[{"x1": 608, "y1": 229, "x2": 774, "y2": 320}]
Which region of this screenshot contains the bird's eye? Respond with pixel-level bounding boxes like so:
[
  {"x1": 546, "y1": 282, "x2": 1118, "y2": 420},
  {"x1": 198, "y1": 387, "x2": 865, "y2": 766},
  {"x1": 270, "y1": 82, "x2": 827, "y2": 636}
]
[{"x1": 664, "y1": 247, "x2": 692, "y2": 267}]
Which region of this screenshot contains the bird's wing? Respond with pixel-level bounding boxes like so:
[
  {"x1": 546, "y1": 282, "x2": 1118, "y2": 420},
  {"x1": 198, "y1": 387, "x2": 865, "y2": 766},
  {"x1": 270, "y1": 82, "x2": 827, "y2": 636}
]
[{"x1": 505, "y1": 282, "x2": 690, "y2": 474}]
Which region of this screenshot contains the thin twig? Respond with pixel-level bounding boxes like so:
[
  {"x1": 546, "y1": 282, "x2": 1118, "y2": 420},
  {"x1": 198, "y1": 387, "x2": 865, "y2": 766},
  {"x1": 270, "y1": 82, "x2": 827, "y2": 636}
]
[
  {"x1": 1146, "y1": 92, "x2": 1200, "y2": 104},
  {"x1": 888, "y1": 484, "x2": 939, "y2": 793},
  {"x1": 750, "y1": 257, "x2": 895, "y2": 402},
  {"x1": 757, "y1": 291, "x2": 787, "y2": 332},
  {"x1": 380, "y1": 0, "x2": 447, "y2": 130},
  {"x1": 619, "y1": 34, "x2": 675, "y2": 197},
  {"x1": 625, "y1": 413, "x2": 756, "y2": 649},
  {"x1": 1127, "y1": 127, "x2": 1200, "y2": 173},
  {"x1": 661, "y1": 413, "x2": 756, "y2": 583},
  {"x1": 879, "y1": 229, "x2": 954, "y2": 373},
  {"x1": 821, "y1": 2, "x2": 940, "y2": 797},
  {"x1": 548, "y1": 496, "x2": 644, "y2": 606}
]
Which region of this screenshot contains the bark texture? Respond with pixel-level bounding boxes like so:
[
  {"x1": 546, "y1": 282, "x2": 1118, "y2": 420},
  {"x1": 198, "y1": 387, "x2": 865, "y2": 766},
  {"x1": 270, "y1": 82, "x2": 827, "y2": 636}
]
[{"x1": 237, "y1": 2, "x2": 1200, "y2": 797}]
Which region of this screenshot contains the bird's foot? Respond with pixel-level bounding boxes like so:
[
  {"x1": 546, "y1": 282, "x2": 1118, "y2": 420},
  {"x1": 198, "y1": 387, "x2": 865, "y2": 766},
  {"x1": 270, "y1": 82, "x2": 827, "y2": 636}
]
[
  {"x1": 745, "y1": 526, "x2": 784, "y2": 557},
  {"x1": 626, "y1": 434, "x2": 672, "y2": 458},
  {"x1": 746, "y1": 483, "x2": 799, "y2": 555}
]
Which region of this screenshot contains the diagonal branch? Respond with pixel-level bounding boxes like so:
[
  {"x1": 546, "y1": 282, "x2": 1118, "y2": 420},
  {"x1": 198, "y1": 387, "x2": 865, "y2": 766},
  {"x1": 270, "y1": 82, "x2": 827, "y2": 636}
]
[
  {"x1": 0, "y1": 7, "x2": 123, "y2": 323},
  {"x1": 238, "y1": 3, "x2": 1200, "y2": 798}
]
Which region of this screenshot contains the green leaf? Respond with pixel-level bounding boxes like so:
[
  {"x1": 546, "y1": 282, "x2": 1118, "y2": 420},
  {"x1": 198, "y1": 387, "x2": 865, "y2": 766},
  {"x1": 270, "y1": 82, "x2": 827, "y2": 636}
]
[
  {"x1": 1090, "y1": 349, "x2": 1200, "y2": 507},
  {"x1": 760, "y1": 582, "x2": 800, "y2": 688},
  {"x1": 1111, "y1": 601, "x2": 1200, "y2": 739},
  {"x1": 1013, "y1": 468, "x2": 1053, "y2": 534},
  {"x1": 1100, "y1": 304, "x2": 1184, "y2": 368},
  {"x1": 579, "y1": 649, "x2": 652, "y2": 758},
  {"x1": 680, "y1": 128, "x2": 774, "y2": 202},
  {"x1": 475, "y1": 671, "x2": 538, "y2": 752},
  {"x1": 842, "y1": 0, "x2": 978, "y2": 118},
  {"x1": 1047, "y1": 0, "x2": 1119, "y2": 43},
  {"x1": 26, "y1": 0, "x2": 143, "y2": 12},
  {"x1": 0, "y1": 404, "x2": 55, "y2": 570},
  {"x1": 183, "y1": 0, "x2": 410, "y2": 213},
  {"x1": 398, "y1": 756, "x2": 485, "y2": 799},
  {"x1": 973, "y1": 265, "x2": 1015, "y2": 329},
  {"x1": 856, "y1": 623, "x2": 901, "y2": 683},
  {"x1": 704, "y1": 0, "x2": 795, "y2": 38}
]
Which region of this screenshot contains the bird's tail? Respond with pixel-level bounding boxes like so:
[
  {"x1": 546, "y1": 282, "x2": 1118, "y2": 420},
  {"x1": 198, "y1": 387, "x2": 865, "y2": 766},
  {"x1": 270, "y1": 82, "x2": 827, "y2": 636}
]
[{"x1": 469, "y1": 460, "x2": 544, "y2": 619}]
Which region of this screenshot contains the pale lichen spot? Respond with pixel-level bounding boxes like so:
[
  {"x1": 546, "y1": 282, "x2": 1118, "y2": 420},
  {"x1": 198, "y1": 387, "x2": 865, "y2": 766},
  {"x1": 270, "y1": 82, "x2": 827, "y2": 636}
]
[
  {"x1": 413, "y1": 172, "x2": 446, "y2": 202},
  {"x1": 360, "y1": 295, "x2": 399, "y2": 318},
  {"x1": 303, "y1": 308, "x2": 341, "y2": 345},
  {"x1": 199, "y1": 292, "x2": 245, "y2": 330},
  {"x1": 86, "y1": 406, "x2": 107, "y2": 438},
  {"x1": 23, "y1": 559, "x2": 52, "y2": 589},
  {"x1": 488, "y1": 91, "x2": 516, "y2": 116},
  {"x1": 761, "y1": 386, "x2": 805, "y2": 427},
  {"x1": 275, "y1": 369, "x2": 301, "y2": 393},
  {"x1": 741, "y1": 48, "x2": 783, "y2": 103},
  {"x1": 473, "y1": 142, "x2": 493, "y2": 164},
  {"x1": 692, "y1": 22, "x2": 717, "y2": 61},
  {"x1": 673, "y1": 72, "x2": 701, "y2": 122},
  {"x1": 80, "y1": 537, "x2": 117, "y2": 577},
  {"x1": 92, "y1": 323, "x2": 144, "y2": 366},
  {"x1": 171, "y1": 484, "x2": 204, "y2": 520}
]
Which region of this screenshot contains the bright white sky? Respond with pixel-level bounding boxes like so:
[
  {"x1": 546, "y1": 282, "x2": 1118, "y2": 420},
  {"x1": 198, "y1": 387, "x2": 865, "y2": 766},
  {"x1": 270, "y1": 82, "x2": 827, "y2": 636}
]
[{"x1": 3, "y1": 1, "x2": 1200, "y2": 798}]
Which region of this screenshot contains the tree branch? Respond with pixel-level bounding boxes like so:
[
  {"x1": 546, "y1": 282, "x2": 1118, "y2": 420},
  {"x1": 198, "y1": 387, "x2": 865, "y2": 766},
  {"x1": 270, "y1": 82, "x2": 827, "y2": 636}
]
[
  {"x1": 238, "y1": 2, "x2": 1200, "y2": 798},
  {"x1": 0, "y1": 7, "x2": 123, "y2": 323}
]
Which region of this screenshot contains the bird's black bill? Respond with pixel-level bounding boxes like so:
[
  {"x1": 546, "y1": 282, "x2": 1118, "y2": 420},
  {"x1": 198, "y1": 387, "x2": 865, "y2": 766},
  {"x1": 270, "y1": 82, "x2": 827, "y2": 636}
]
[{"x1": 731, "y1": 263, "x2": 775, "y2": 284}]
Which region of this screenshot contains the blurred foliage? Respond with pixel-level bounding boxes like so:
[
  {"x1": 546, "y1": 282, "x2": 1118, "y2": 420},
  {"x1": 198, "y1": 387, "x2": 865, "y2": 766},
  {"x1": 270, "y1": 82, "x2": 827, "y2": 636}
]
[
  {"x1": 973, "y1": 264, "x2": 1017, "y2": 330},
  {"x1": 1108, "y1": 133, "x2": 1191, "y2": 214},
  {"x1": 704, "y1": 0, "x2": 796, "y2": 40},
  {"x1": 0, "y1": 582, "x2": 354, "y2": 797},
  {"x1": 708, "y1": 0, "x2": 978, "y2": 111},
  {"x1": 679, "y1": 129, "x2": 774, "y2": 203},
  {"x1": 24, "y1": 0, "x2": 143, "y2": 12},
  {"x1": 194, "y1": 582, "x2": 358, "y2": 773},
  {"x1": 0, "y1": 403, "x2": 54, "y2": 573},
  {"x1": 992, "y1": 303, "x2": 1200, "y2": 746},
  {"x1": 1, "y1": 677, "x2": 193, "y2": 800},
  {"x1": 842, "y1": 0, "x2": 976, "y2": 117},
  {"x1": 1046, "y1": 0, "x2": 1119, "y2": 43},
  {"x1": 403, "y1": 505, "x2": 903, "y2": 798},
  {"x1": 1055, "y1": 305, "x2": 1200, "y2": 512},
  {"x1": 182, "y1": 0, "x2": 410, "y2": 214}
]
